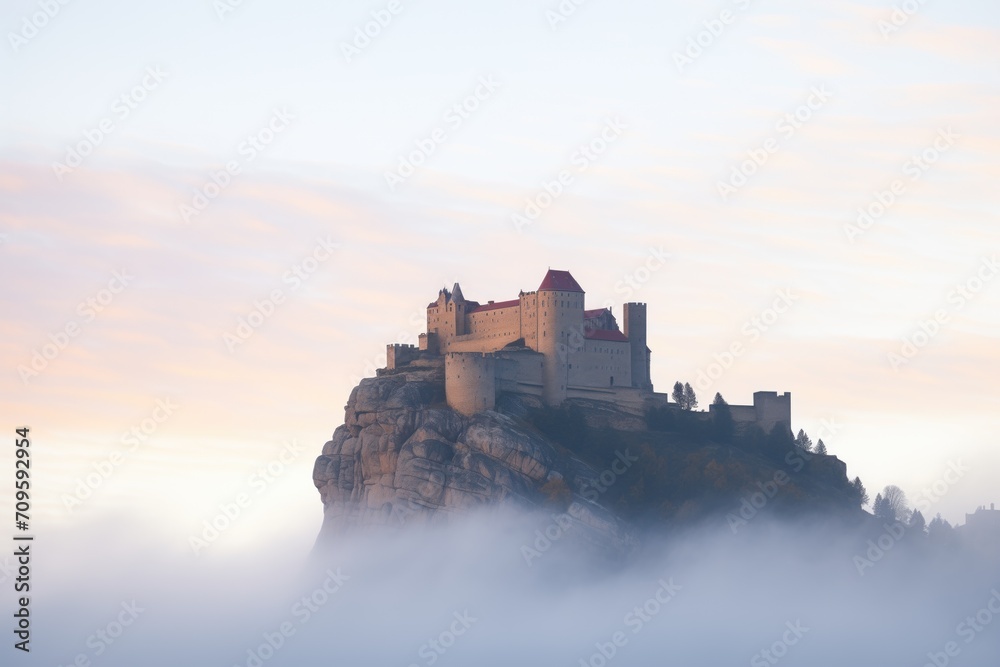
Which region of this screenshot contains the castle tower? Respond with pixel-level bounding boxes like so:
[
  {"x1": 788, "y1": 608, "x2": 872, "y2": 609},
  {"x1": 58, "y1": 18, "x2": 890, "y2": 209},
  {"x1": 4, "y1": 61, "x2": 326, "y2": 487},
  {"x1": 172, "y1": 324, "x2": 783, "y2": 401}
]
[
  {"x1": 445, "y1": 352, "x2": 496, "y2": 415},
  {"x1": 752, "y1": 391, "x2": 791, "y2": 433},
  {"x1": 426, "y1": 282, "x2": 469, "y2": 350},
  {"x1": 623, "y1": 303, "x2": 652, "y2": 391},
  {"x1": 536, "y1": 269, "x2": 585, "y2": 406}
]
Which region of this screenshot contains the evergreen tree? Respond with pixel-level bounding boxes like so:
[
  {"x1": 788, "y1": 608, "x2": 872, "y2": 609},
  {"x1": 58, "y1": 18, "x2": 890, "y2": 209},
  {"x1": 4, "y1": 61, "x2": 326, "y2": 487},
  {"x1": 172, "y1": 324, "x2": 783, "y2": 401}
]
[
  {"x1": 764, "y1": 422, "x2": 794, "y2": 461},
  {"x1": 672, "y1": 381, "x2": 685, "y2": 407},
  {"x1": 711, "y1": 393, "x2": 734, "y2": 442},
  {"x1": 815, "y1": 439, "x2": 828, "y2": 455},
  {"x1": 927, "y1": 514, "x2": 954, "y2": 543},
  {"x1": 683, "y1": 383, "x2": 698, "y2": 411},
  {"x1": 872, "y1": 493, "x2": 887, "y2": 519},
  {"x1": 852, "y1": 477, "x2": 869, "y2": 507},
  {"x1": 909, "y1": 510, "x2": 926, "y2": 534},
  {"x1": 794, "y1": 429, "x2": 813, "y2": 452}
]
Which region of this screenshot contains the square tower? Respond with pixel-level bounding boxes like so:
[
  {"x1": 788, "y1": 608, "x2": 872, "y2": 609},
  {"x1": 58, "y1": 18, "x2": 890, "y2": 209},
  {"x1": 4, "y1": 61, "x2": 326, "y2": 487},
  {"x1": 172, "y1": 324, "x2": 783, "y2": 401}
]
[{"x1": 623, "y1": 302, "x2": 652, "y2": 391}]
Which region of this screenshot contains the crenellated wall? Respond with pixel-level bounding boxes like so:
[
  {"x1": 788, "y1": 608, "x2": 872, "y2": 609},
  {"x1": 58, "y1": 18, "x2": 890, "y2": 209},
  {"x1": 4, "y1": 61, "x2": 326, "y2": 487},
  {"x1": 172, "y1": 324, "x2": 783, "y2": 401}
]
[
  {"x1": 386, "y1": 344, "x2": 420, "y2": 370},
  {"x1": 753, "y1": 391, "x2": 792, "y2": 432}
]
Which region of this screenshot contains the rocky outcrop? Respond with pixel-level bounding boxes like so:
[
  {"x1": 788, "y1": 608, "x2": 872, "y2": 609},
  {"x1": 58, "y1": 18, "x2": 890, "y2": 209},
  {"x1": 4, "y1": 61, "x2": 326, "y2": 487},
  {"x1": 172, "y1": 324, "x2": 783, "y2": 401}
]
[{"x1": 312, "y1": 365, "x2": 636, "y2": 557}]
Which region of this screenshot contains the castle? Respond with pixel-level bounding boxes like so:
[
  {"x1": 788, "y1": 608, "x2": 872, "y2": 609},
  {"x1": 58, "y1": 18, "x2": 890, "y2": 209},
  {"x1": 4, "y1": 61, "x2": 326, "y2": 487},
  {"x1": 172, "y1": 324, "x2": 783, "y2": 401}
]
[
  {"x1": 385, "y1": 269, "x2": 791, "y2": 431},
  {"x1": 957, "y1": 504, "x2": 1000, "y2": 553}
]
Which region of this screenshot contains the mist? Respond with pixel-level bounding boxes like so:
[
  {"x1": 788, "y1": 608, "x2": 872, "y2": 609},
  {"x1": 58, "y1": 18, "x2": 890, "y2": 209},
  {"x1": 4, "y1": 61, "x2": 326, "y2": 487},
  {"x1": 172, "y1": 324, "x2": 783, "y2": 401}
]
[{"x1": 7, "y1": 508, "x2": 998, "y2": 667}]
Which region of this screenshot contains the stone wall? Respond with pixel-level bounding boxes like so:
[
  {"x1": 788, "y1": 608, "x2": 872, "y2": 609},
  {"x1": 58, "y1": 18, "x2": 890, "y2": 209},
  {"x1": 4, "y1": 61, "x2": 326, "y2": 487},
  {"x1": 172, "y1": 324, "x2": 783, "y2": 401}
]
[
  {"x1": 445, "y1": 334, "x2": 515, "y2": 354},
  {"x1": 727, "y1": 405, "x2": 758, "y2": 423},
  {"x1": 623, "y1": 303, "x2": 651, "y2": 390},
  {"x1": 753, "y1": 391, "x2": 792, "y2": 431},
  {"x1": 386, "y1": 344, "x2": 420, "y2": 370},
  {"x1": 567, "y1": 338, "x2": 632, "y2": 389},
  {"x1": 467, "y1": 304, "x2": 521, "y2": 340},
  {"x1": 445, "y1": 353, "x2": 496, "y2": 416},
  {"x1": 496, "y1": 349, "x2": 544, "y2": 396}
]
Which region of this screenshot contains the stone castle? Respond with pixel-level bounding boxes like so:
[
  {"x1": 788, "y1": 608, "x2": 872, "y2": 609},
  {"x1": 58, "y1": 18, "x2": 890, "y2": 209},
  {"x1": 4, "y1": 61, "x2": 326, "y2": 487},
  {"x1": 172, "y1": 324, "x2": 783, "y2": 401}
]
[{"x1": 385, "y1": 269, "x2": 791, "y2": 431}]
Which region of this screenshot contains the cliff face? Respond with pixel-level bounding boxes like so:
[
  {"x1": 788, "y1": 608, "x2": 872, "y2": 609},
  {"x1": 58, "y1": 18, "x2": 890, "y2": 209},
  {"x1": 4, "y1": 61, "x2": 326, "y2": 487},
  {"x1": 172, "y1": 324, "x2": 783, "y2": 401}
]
[
  {"x1": 312, "y1": 362, "x2": 636, "y2": 556},
  {"x1": 313, "y1": 361, "x2": 862, "y2": 556}
]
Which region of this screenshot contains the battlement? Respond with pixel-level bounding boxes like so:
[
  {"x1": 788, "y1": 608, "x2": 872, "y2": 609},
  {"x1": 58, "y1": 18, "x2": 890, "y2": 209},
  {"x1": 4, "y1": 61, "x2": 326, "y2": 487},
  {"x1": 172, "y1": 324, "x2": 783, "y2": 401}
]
[{"x1": 386, "y1": 343, "x2": 420, "y2": 370}]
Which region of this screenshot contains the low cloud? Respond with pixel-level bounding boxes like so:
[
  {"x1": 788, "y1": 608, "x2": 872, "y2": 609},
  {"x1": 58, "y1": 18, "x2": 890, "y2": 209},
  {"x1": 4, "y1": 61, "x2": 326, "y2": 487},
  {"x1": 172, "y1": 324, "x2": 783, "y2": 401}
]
[{"x1": 14, "y1": 508, "x2": 999, "y2": 666}]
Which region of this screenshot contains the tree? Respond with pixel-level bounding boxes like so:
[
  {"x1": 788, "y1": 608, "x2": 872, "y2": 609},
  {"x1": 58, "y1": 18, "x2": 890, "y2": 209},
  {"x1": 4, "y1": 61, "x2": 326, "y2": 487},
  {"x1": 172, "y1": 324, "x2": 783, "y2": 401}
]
[
  {"x1": 872, "y1": 493, "x2": 885, "y2": 518},
  {"x1": 852, "y1": 477, "x2": 869, "y2": 507},
  {"x1": 909, "y1": 510, "x2": 926, "y2": 535},
  {"x1": 737, "y1": 424, "x2": 766, "y2": 455},
  {"x1": 927, "y1": 514, "x2": 954, "y2": 544},
  {"x1": 764, "y1": 422, "x2": 794, "y2": 461},
  {"x1": 794, "y1": 429, "x2": 813, "y2": 452},
  {"x1": 646, "y1": 405, "x2": 674, "y2": 431},
  {"x1": 711, "y1": 393, "x2": 734, "y2": 442},
  {"x1": 815, "y1": 439, "x2": 828, "y2": 455},
  {"x1": 672, "y1": 381, "x2": 685, "y2": 407},
  {"x1": 683, "y1": 383, "x2": 698, "y2": 411},
  {"x1": 880, "y1": 485, "x2": 910, "y2": 523}
]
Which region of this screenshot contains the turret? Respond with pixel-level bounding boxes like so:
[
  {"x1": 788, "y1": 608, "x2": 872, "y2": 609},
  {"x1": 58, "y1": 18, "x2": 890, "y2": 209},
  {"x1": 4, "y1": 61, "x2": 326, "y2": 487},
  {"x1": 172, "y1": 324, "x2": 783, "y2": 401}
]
[
  {"x1": 426, "y1": 283, "x2": 469, "y2": 350},
  {"x1": 536, "y1": 269, "x2": 585, "y2": 406}
]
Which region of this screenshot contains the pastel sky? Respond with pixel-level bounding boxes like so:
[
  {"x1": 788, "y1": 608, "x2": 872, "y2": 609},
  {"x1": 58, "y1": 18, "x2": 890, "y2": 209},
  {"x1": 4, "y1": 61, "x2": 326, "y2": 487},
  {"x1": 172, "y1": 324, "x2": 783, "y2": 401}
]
[{"x1": 1, "y1": 0, "x2": 998, "y2": 552}]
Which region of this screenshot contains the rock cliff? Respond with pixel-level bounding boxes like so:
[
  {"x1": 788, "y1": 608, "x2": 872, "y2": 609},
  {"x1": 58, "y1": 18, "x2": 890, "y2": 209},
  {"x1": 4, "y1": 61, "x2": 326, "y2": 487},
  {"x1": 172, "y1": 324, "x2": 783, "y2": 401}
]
[{"x1": 312, "y1": 361, "x2": 637, "y2": 556}]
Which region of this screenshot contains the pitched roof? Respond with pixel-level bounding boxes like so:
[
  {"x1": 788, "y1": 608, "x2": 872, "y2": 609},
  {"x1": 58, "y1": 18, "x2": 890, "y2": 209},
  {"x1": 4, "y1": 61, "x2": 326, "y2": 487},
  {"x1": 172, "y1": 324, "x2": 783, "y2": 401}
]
[
  {"x1": 584, "y1": 308, "x2": 610, "y2": 318},
  {"x1": 538, "y1": 269, "x2": 584, "y2": 293},
  {"x1": 584, "y1": 329, "x2": 628, "y2": 342},
  {"x1": 469, "y1": 299, "x2": 519, "y2": 314}
]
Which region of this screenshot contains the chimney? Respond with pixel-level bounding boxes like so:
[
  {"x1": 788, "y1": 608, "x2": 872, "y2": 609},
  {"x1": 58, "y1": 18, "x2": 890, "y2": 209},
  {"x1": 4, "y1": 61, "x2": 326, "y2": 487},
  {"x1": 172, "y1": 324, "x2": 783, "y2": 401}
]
[{"x1": 992, "y1": 503, "x2": 995, "y2": 511}]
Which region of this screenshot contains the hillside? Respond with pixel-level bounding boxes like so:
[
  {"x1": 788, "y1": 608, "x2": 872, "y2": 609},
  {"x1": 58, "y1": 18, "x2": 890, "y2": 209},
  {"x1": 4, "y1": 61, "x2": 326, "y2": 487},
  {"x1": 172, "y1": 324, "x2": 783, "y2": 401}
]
[{"x1": 312, "y1": 358, "x2": 864, "y2": 553}]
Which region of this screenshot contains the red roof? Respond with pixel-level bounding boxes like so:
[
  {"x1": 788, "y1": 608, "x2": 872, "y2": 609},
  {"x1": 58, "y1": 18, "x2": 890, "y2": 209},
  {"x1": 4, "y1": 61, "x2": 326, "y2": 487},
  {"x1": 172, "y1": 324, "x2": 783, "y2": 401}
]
[
  {"x1": 584, "y1": 308, "x2": 609, "y2": 318},
  {"x1": 469, "y1": 299, "x2": 519, "y2": 314},
  {"x1": 585, "y1": 329, "x2": 628, "y2": 342},
  {"x1": 538, "y1": 270, "x2": 584, "y2": 293}
]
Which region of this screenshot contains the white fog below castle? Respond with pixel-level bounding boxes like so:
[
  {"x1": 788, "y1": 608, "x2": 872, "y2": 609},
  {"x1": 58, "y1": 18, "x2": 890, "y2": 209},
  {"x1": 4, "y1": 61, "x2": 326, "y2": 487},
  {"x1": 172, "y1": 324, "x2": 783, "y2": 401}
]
[{"x1": 18, "y1": 510, "x2": 1000, "y2": 667}]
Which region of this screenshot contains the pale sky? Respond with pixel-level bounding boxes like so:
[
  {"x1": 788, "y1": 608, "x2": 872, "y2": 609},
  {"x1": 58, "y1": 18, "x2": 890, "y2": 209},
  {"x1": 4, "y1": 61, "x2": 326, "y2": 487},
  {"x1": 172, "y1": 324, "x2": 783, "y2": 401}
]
[{"x1": 1, "y1": 0, "x2": 998, "y2": 552}]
